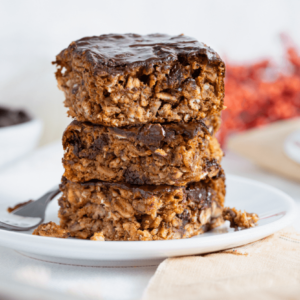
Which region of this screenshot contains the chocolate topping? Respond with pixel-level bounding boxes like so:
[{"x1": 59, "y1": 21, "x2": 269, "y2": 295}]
[
  {"x1": 0, "y1": 106, "x2": 31, "y2": 128},
  {"x1": 56, "y1": 33, "x2": 223, "y2": 75}
]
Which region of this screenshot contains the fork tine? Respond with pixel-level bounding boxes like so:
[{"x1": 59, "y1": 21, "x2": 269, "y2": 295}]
[
  {"x1": 13, "y1": 186, "x2": 60, "y2": 217},
  {"x1": 0, "y1": 185, "x2": 60, "y2": 231}
]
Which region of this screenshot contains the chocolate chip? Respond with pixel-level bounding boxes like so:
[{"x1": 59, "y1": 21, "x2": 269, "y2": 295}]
[
  {"x1": 138, "y1": 124, "x2": 166, "y2": 149},
  {"x1": 178, "y1": 209, "x2": 191, "y2": 226},
  {"x1": 124, "y1": 168, "x2": 147, "y2": 185},
  {"x1": 167, "y1": 63, "x2": 188, "y2": 87}
]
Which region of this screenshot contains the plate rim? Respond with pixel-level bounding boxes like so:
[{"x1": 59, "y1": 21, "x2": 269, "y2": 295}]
[{"x1": 0, "y1": 175, "x2": 297, "y2": 259}]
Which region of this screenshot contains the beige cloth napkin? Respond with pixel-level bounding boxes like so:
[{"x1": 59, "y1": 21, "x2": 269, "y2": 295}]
[
  {"x1": 143, "y1": 228, "x2": 300, "y2": 300},
  {"x1": 227, "y1": 118, "x2": 300, "y2": 182}
]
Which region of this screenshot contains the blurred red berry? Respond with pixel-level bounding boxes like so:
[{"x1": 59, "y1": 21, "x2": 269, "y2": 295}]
[{"x1": 219, "y1": 39, "x2": 300, "y2": 146}]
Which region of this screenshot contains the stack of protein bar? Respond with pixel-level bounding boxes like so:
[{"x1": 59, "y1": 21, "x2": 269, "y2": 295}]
[{"x1": 35, "y1": 34, "x2": 230, "y2": 241}]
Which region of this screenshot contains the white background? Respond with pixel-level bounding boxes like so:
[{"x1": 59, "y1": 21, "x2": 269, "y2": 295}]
[{"x1": 0, "y1": 0, "x2": 300, "y2": 144}]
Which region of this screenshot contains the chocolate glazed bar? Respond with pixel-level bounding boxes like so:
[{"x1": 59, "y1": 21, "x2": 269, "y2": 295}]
[
  {"x1": 49, "y1": 173, "x2": 225, "y2": 241},
  {"x1": 54, "y1": 34, "x2": 225, "y2": 127},
  {"x1": 31, "y1": 33, "x2": 237, "y2": 242},
  {"x1": 62, "y1": 120, "x2": 223, "y2": 186}
]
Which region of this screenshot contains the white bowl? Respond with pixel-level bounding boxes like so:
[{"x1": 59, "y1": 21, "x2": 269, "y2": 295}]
[{"x1": 0, "y1": 118, "x2": 43, "y2": 168}]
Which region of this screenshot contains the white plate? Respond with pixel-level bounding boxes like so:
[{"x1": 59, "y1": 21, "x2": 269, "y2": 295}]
[
  {"x1": 0, "y1": 175, "x2": 297, "y2": 267},
  {"x1": 284, "y1": 130, "x2": 300, "y2": 165}
]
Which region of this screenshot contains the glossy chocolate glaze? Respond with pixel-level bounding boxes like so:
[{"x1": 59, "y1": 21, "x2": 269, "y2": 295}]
[
  {"x1": 0, "y1": 106, "x2": 31, "y2": 127},
  {"x1": 56, "y1": 33, "x2": 223, "y2": 74}
]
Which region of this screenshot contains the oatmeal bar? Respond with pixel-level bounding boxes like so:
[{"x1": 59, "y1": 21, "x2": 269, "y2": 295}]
[
  {"x1": 62, "y1": 120, "x2": 223, "y2": 186},
  {"x1": 54, "y1": 33, "x2": 225, "y2": 127},
  {"x1": 58, "y1": 173, "x2": 225, "y2": 241}
]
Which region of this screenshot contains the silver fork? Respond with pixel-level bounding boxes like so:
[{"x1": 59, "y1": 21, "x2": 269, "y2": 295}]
[{"x1": 0, "y1": 185, "x2": 60, "y2": 231}]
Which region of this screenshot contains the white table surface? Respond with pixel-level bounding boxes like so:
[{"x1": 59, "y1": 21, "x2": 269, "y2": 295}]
[{"x1": 0, "y1": 142, "x2": 299, "y2": 300}]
